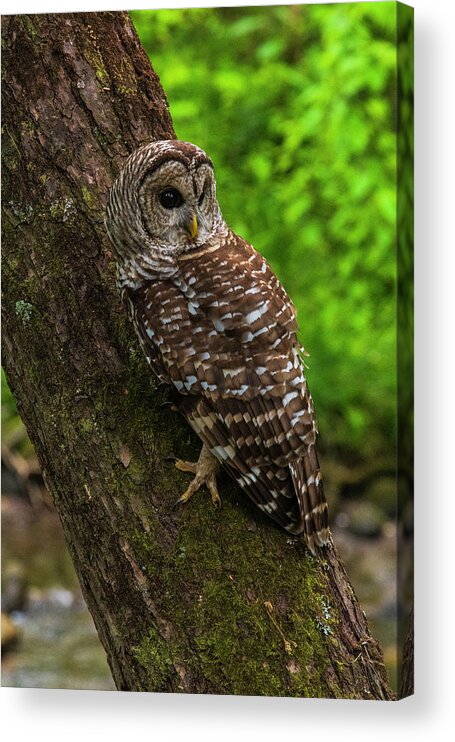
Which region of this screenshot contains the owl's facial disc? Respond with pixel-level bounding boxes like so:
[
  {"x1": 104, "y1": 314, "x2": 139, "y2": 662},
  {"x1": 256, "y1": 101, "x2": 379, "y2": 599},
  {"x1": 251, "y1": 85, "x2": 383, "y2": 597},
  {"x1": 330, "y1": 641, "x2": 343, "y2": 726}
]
[
  {"x1": 158, "y1": 187, "x2": 198, "y2": 238},
  {"x1": 137, "y1": 160, "x2": 221, "y2": 250}
]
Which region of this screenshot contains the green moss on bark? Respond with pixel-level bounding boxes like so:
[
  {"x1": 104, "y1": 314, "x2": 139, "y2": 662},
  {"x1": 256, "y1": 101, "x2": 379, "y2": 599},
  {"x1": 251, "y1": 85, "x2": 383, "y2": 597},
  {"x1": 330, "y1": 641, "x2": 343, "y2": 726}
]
[{"x1": 133, "y1": 625, "x2": 176, "y2": 690}]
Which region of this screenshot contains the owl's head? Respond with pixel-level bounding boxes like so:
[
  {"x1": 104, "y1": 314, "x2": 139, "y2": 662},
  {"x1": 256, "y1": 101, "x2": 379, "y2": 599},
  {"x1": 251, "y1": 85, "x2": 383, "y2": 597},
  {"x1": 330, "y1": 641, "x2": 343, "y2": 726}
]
[{"x1": 106, "y1": 140, "x2": 224, "y2": 277}]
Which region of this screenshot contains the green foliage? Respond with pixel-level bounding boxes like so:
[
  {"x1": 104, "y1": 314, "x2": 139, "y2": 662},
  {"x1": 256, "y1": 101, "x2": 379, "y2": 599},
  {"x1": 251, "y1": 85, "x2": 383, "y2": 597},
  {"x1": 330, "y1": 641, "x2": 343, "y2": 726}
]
[
  {"x1": 132, "y1": 3, "x2": 399, "y2": 462},
  {"x1": 1, "y1": 4, "x2": 401, "y2": 469}
]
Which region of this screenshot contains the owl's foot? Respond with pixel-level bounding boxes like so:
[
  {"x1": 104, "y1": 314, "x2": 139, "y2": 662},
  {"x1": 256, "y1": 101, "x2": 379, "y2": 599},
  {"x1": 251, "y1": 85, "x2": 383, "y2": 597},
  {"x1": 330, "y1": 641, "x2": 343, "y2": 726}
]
[{"x1": 174, "y1": 445, "x2": 221, "y2": 509}]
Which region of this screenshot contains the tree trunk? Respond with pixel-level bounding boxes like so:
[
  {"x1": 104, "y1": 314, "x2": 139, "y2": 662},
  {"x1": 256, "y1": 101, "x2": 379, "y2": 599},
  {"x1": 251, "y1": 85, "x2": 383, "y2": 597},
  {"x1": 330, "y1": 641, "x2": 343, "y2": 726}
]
[
  {"x1": 1, "y1": 11, "x2": 393, "y2": 698},
  {"x1": 399, "y1": 605, "x2": 414, "y2": 698}
]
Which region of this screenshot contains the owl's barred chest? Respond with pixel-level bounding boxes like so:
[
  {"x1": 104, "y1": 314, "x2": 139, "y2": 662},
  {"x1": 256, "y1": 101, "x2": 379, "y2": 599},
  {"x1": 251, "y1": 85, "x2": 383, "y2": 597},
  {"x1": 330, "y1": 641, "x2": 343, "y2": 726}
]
[
  {"x1": 126, "y1": 249, "x2": 319, "y2": 463},
  {"x1": 125, "y1": 238, "x2": 306, "y2": 404}
]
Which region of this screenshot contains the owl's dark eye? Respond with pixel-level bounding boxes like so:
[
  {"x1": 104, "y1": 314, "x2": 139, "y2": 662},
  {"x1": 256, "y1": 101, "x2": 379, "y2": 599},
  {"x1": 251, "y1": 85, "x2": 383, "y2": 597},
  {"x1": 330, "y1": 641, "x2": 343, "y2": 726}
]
[
  {"x1": 198, "y1": 188, "x2": 206, "y2": 206},
  {"x1": 159, "y1": 188, "x2": 184, "y2": 209}
]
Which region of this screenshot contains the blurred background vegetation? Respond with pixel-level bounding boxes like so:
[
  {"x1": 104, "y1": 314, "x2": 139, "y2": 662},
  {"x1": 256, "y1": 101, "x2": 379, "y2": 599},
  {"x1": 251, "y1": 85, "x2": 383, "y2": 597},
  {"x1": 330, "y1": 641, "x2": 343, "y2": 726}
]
[
  {"x1": 132, "y1": 2, "x2": 398, "y2": 463},
  {"x1": 2, "y1": 3, "x2": 403, "y2": 691}
]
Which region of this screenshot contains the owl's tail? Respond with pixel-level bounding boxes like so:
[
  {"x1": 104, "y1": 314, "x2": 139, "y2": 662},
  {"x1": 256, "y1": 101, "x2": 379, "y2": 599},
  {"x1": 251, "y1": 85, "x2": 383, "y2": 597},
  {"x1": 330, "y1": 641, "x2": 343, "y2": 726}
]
[{"x1": 288, "y1": 448, "x2": 330, "y2": 555}]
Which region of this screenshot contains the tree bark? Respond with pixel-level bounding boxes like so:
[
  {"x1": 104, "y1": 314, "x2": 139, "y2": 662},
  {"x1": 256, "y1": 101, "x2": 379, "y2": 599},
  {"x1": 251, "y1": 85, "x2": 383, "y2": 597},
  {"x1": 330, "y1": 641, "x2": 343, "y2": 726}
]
[
  {"x1": 1, "y1": 11, "x2": 393, "y2": 698},
  {"x1": 399, "y1": 605, "x2": 414, "y2": 698}
]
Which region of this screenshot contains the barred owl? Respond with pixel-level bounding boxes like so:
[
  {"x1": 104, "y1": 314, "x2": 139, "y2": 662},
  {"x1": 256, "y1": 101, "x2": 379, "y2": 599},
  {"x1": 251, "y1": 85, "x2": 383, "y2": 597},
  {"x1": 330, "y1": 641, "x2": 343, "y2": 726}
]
[{"x1": 106, "y1": 140, "x2": 329, "y2": 553}]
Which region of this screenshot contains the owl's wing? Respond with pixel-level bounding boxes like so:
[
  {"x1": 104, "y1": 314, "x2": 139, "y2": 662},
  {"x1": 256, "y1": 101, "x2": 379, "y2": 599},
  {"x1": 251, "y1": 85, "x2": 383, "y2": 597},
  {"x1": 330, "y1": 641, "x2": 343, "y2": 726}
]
[
  {"x1": 134, "y1": 233, "x2": 301, "y2": 398},
  {"x1": 131, "y1": 231, "x2": 329, "y2": 549},
  {"x1": 181, "y1": 392, "x2": 329, "y2": 551}
]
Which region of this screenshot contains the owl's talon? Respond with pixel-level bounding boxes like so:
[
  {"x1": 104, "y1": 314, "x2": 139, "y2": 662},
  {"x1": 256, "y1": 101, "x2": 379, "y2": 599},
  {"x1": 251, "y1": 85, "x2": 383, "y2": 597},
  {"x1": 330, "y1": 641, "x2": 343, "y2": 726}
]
[
  {"x1": 207, "y1": 475, "x2": 222, "y2": 509},
  {"x1": 172, "y1": 489, "x2": 194, "y2": 509},
  {"x1": 212, "y1": 495, "x2": 221, "y2": 509},
  {"x1": 173, "y1": 446, "x2": 221, "y2": 511},
  {"x1": 175, "y1": 459, "x2": 198, "y2": 474}
]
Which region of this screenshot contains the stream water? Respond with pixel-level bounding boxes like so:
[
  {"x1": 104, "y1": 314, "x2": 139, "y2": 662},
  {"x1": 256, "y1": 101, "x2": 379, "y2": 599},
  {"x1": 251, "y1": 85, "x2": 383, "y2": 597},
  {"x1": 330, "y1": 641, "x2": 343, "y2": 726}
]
[{"x1": 1, "y1": 495, "x2": 114, "y2": 690}]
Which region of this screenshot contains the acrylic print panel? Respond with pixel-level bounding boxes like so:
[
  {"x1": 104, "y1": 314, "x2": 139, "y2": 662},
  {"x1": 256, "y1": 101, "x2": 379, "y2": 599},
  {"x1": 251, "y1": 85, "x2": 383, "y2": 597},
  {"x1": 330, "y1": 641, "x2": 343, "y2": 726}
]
[{"x1": 1, "y1": 2, "x2": 413, "y2": 698}]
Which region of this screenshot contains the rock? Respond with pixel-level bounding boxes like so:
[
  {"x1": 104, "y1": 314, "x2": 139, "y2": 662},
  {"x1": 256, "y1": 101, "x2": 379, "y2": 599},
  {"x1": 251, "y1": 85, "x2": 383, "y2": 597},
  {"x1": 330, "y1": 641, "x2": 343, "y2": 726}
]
[
  {"x1": 1, "y1": 611, "x2": 22, "y2": 653},
  {"x1": 364, "y1": 476, "x2": 398, "y2": 518},
  {"x1": 345, "y1": 501, "x2": 386, "y2": 538},
  {"x1": 1, "y1": 561, "x2": 28, "y2": 613}
]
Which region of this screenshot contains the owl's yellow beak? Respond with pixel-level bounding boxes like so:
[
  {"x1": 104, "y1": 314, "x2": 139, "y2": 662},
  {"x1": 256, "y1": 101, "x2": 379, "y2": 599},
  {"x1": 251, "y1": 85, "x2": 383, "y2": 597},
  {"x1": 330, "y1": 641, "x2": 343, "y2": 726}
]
[{"x1": 186, "y1": 214, "x2": 198, "y2": 239}]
